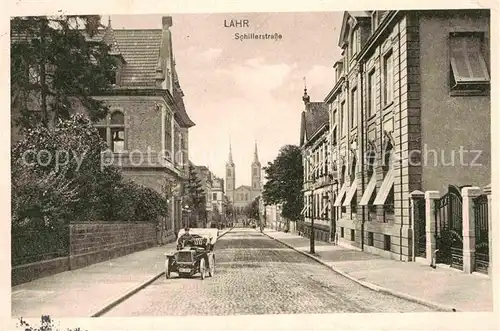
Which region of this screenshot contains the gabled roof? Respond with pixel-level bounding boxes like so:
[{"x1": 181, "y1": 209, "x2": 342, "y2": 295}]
[
  {"x1": 113, "y1": 29, "x2": 163, "y2": 88},
  {"x1": 300, "y1": 101, "x2": 329, "y2": 146},
  {"x1": 235, "y1": 185, "x2": 252, "y2": 191},
  {"x1": 338, "y1": 11, "x2": 371, "y2": 48}
]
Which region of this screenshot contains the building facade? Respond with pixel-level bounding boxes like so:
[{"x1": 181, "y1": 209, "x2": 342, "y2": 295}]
[
  {"x1": 11, "y1": 16, "x2": 196, "y2": 244},
  {"x1": 322, "y1": 10, "x2": 490, "y2": 261},
  {"x1": 299, "y1": 88, "x2": 333, "y2": 242},
  {"x1": 211, "y1": 177, "x2": 225, "y2": 222},
  {"x1": 225, "y1": 142, "x2": 262, "y2": 215}
]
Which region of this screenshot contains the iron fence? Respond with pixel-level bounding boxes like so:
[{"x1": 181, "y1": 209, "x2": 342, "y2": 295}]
[{"x1": 473, "y1": 194, "x2": 489, "y2": 274}]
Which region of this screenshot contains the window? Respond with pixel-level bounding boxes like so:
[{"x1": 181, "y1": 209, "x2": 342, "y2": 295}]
[
  {"x1": 449, "y1": 32, "x2": 489, "y2": 94},
  {"x1": 368, "y1": 232, "x2": 374, "y2": 246},
  {"x1": 373, "y1": 141, "x2": 395, "y2": 222},
  {"x1": 351, "y1": 88, "x2": 357, "y2": 129},
  {"x1": 367, "y1": 69, "x2": 376, "y2": 117},
  {"x1": 95, "y1": 110, "x2": 126, "y2": 153},
  {"x1": 253, "y1": 167, "x2": 258, "y2": 176},
  {"x1": 213, "y1": 193, "x2": 217, "y2": 201},
  {"x1": 384, "y1": 235, "x2": 391, "y2": 251},
  {"x1": 350, "y1": 28, "x2": 359, "y2": 57},
  {"x1": 226, "y1": 168, "x2": 232, "y2": 177},
  {"x1": 109, "y1": 64, "x2": 117, "y2": 85},
  {"x1": 350, "y1": 155, "x2": 357, "y2": 182},
  {"x1": 383, "y1": 50, "x2": 394, "y2": 105},
  {"x1": 350, "y1": 229, "x2": 355, "y2": 242},
  {"x1": 340, "y1": 101, "x2": 346, "y2": 136},
  {"x1": 164, "y1": 111, "x2": 173, "y2": 160}
]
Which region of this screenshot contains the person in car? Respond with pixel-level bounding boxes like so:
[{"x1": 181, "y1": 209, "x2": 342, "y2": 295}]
[{"x1": 177, "y1": 227, "x2": 193, "y2": 249}]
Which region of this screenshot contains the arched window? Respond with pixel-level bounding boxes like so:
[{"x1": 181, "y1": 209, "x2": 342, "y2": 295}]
[
  {"x1": 383, "y1": 139, "x2": 394, "y2": 176},
  {"x1": 341, "y1": 164, "x2": 346, "y2": 184},
  {"x1": 350, "y1": 153, "x2": 357, "y2": 182}
]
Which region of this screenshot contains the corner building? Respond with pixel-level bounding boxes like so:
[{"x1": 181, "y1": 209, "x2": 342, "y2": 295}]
[{"x1": 324, "y1": 10, "x2": 490, "y2": 260}]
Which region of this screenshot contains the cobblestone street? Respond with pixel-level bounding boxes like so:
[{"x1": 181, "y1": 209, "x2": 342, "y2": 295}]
[{"x1": 103, "y1": 228, "x2": 435, "y2": 316}]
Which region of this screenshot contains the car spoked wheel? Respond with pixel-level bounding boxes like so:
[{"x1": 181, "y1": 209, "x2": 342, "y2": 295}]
[
  {"x1": 165, "y1": 258, "x2": 171, "y2": 279},
  {"x1": 200, "y1": 258, "x2": 206, "y2": 280},
  {"x1": 209, "y1": 255, "x2": 215, "y2": 277}
]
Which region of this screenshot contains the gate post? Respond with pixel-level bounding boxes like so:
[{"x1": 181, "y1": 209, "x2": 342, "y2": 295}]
[
  {"x1": 425, "y1": 191, "x2": 440, "y2": 265},
  {"x1": 462, "y1": 186, "x2": 481, "y2": 273},
  {"x1": 484, "y1": 184, "x2": 492, "y2": 276},
  {"x1": 410, "y1": 190, "x2": 425, "y2": 262}
]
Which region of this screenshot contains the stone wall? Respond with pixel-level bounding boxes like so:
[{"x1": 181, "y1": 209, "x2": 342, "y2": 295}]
[{"x1": 12, "y1": 222, "x2": 157, "y2": 286}]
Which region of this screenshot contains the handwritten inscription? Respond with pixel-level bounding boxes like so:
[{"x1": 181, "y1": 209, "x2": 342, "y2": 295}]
[{"x1": 224, "y1": 19, "x2": 250, "y2": 28}]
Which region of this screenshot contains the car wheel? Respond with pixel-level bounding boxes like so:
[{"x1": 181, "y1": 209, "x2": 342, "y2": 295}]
[
  {"x1": 200, "y1": 258, "x2": 206, "y2": 280},
  {"x1": 209, "y1": 255, "x2": 215, "y2": 277},
  {"x1": 165, "y1": 259, "x2": 170, "y2": 279}
]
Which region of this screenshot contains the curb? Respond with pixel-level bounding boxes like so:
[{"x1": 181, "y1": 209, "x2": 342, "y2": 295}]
[
  {"x1": 92, "y1": 227, "x2": 234, "y2": 317},
  {"x1": 262, "y1": 231, "x2": 459, "y2": 313}
]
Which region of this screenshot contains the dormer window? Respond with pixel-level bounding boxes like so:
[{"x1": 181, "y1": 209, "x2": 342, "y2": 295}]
[
  {"x1": 350, "y1": 27, "x2": 359, "y2": 58},
  {"x1": 109, "y1": 64, "x2": 117, "y2": 86}
]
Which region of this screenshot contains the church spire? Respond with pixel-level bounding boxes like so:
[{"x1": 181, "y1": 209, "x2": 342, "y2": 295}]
[
  {"x1": 253, "y1": 141, "x2": 259, "y2": 163},
  {"x1": 107, "y1": 15, "x2": 112, "y2": 28},
  {"x1": 228, "y1": 141, "x2": 233, "y2": 164}
]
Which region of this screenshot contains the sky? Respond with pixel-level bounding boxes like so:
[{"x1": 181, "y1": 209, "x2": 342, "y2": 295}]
[{"x1": 108, "y1": 12, "x2": 343, "y2": 187}]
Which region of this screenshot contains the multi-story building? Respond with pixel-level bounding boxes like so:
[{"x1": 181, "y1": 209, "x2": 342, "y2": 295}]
[
  {"x1": 225, "y1": 142, "x2": 262, "y2": 216},
  {"x1": 11, "y1": 16, "x2": 196, "y2": 244},
  {"x1": 299, "y1": 89, "x2": 333, "y2": 242},
  {"x1": 211, "y1": 177, "x2": 225, "y2": 223},
  {"x1": 194, "y1": 164, "x2": 213, "y2": 227},
  {"x1": 324, "y1": 10, "x2": 490, "y2": 261}
]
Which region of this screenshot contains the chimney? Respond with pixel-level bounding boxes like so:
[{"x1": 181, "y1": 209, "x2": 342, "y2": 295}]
[{"x1": 162, "y1": 16, "x2": 173, "y2": 29}]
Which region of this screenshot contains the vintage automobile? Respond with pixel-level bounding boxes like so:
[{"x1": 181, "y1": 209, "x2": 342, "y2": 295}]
[{"x1": 164, "y1": 228, "x2": 218, "y2": 280}]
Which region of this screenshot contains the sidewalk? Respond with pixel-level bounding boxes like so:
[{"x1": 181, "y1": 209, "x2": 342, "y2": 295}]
[
  {"x1": 263, "y1": 229, "x2": 493, "y2": 312},
  {"x1": 11, "y1": 228, "x2": 233, "y2": 318}
]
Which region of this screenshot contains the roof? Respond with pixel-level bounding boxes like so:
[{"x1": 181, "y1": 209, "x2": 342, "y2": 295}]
[
  {"x1": 235, "y1": 185, "x2": 252, "y2": 191},
  {"x1": 338, "y1": 11, "x2": 371, "y2": 48},
  {"x1": 300, "y1": 101, "x2": 329, "y2": 146},
  {"x1": 113, "y1": 29, "x2": 162, "y2": 88},
  {"x1": 12, "y1": 20, "x2": 196, "y2": 128}
]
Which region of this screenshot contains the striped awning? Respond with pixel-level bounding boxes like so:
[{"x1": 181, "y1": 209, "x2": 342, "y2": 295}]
[
  {"x1": 359, "y1": 172, "x2": 377, "y2": 206},
  {"x1": 374, "y1": 167, "x2": 395, "y2": 205},
  {"x1": 333, "y1": 182, "x2": 349, "y2": 206},
  {"x1": 342, "y1": 178, "x2": 358, "y2": 206}
]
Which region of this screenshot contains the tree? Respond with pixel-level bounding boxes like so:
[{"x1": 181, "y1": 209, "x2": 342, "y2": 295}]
[
  {"x1": 11, "y1": 15, "x2": 116, "y2": 130},
  {"x1": 262, "y1": 145, "x2": 304, "y2": 222},
  {"x1": 222, "y1": 195, "x2": 233, "y2": 224},
  {"x1": 244, "y1": 196, "x2": 260, "y2": 220},
  {"x1": 184, "y1": 164, "x2": 206, "y2": 226}
]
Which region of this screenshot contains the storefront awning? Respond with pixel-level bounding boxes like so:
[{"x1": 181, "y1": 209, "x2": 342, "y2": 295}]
[
  {"x1": 373, "y1": 167, "x2": 395, "y2": 205},
  {"x1": 333, "y1": 182, "x2": 349, "y2": 206},
  {"x1": 320, "y1": 201, "x2": 331, "y2": 217},
  {"x1": 342, "y1": 178, "x2": 358, "y2": 206},
  {"x1": 359, "y1": 172, "x2": 377, "y2": 206}
]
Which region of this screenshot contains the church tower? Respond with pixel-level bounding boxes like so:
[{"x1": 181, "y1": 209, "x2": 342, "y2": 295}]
[
  {"x1": 225, "y1": 142, "x2": 236, "y2": 202},
  {"x1": 251, "y1": 141, "x2": 261, "y2": 198}
]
